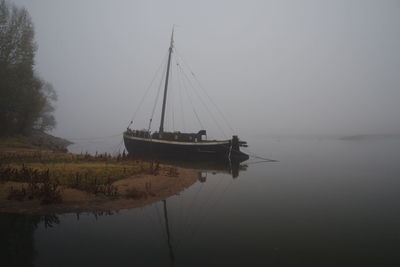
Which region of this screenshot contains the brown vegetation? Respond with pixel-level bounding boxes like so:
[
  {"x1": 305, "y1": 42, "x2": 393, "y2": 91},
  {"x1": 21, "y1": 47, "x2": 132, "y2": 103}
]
[
  {"x1": 5, "y1": 166, "x2": 62, "y2": 204},
  {"x1": 0, "y1": 148, "x2": 198, "y2": 214}
]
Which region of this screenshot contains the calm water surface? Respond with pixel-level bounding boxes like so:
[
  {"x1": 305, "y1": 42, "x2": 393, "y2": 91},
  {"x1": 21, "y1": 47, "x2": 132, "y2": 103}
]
[{"x1": 2, "y1": 137, "x2": 400, "y2": 266}]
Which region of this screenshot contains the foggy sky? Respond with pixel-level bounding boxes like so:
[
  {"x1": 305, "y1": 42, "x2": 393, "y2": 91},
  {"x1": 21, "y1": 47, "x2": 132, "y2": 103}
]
[{"x1": 12, "y1": 0, "x2": 400, "y2": 140}]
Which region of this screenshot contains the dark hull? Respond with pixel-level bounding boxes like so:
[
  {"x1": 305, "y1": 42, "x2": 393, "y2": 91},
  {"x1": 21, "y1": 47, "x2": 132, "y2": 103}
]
[{"x1": 123, "y1": 134, "x2": 249, "y2": 161}]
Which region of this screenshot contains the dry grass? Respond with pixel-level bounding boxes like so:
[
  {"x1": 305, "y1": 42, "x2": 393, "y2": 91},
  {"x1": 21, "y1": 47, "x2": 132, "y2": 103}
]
[
  {"x1": 0, "y1": 145, "x2": 200, "y2": 214},
  {"x1": 0, "y1": 149, "x2": 156, "y2": 204},
  {"x1": 5, "y1": 162, "x2": 142, "y2": 184},
  {"x1": 126, "y1": 181, "x2": 155, "y2": 199},
  {"x1": 5, "y1": 167, "x2": 63, "y2": 204}
]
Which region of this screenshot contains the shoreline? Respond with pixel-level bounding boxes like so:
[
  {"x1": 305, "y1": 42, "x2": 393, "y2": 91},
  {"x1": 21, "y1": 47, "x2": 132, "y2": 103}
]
[
  {"x1": 0, "y1": 166, "x2": 198, "y2": 215},
  {"x1": 0, "y1": 138, "x2": 198, "y2": 215}
]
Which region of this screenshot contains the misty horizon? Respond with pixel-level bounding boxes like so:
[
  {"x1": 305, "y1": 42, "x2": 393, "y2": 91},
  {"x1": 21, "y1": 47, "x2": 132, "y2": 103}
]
[{"x1": 12, "y1": 0, "x2": 400, "y2": 140}]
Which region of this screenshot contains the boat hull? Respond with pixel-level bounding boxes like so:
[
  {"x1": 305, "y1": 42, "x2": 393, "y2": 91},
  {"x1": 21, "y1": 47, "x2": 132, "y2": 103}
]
[{"x1": 123, "y1": 134, "x2": 249, "y2": 161}]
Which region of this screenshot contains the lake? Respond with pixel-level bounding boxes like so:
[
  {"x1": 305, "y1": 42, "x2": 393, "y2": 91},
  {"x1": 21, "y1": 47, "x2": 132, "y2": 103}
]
[{"x1": 2, "y1": 136, "x2": 400, "y2": 266}]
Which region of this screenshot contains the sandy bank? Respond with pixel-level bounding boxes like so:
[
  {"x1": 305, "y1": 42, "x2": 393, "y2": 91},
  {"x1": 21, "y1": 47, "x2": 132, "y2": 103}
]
[{"x1": 0, "y1": 166, "x2": 198, "y2": 215}]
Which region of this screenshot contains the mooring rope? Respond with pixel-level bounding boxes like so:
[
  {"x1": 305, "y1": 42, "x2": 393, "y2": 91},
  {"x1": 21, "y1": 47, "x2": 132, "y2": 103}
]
[
  {"x1": 218, "y1": 143, "x2": 278, "y2": 163},
  {"x1": 243, "y1": 148, "x2": 278, "y2": 162},
  {"x1": 67, "y1": 132, "x2": 123, "y2": 141}
]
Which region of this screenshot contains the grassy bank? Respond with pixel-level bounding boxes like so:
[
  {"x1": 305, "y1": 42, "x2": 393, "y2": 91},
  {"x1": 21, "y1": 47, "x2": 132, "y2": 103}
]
[
  {"x1": 0, "y1": 136, "x2": 197, "y2": 214},
  {"x1": 0, "y1": 147, "x2": 158, "y2": 202}
]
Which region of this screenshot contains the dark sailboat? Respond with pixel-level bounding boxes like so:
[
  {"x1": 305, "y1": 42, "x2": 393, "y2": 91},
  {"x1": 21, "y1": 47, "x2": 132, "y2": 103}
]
[{"x1": 123, "y1": 29, "x2": 249, "y2": 161}]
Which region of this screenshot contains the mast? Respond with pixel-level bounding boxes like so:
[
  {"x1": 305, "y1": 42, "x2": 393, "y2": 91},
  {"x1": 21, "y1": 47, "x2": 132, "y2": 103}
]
[
  {"x1": 163, "y1": 199, "x2": 175, "y2": 266},
  {"x1": 159, "y1": 28, "x2": 174, "y2": 133}
]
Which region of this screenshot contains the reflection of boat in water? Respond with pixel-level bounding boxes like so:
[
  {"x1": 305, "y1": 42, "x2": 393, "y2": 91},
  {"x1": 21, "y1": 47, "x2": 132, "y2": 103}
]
[
  {"x1": 123, "y1": 28, "x2": 249, "y2": 161},
  {"x1": 152, "y1": 156, "x2": 248, "y2": 266},
  {"x1": 131, "y1": 154, "x2": 247, "y2": 179}
]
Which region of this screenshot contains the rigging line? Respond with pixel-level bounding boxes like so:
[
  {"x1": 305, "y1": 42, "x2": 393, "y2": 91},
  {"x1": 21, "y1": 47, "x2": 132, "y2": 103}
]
[
  {"x1": 240, "y1": 147, "x2": 279, "y2": 162},
  {"x1": 164, "y1": 52, "x2": 173, "y2": 132},
  {"x1": 174, "y1": 48, "x2": 235, "y2": 134},
  {"x1": 250, "y1": 156, "x2": 278, "y2": 162},
  {"x1": 111, "y1": 139, "x2": 124, "y2": 156},
  {"x1": 70, "y1": 139, "x2": 119, "y2": 146},
  {"x1": 175, "y1": 60, "x2": 186, "y2": 132},
  {"x1": 154, "y1": 203, "x2": 168, "y2": 243},
  {"x1": 103, "y1": 139, "x2": 122, "y2": 156},
  {"x1": 115, "y1": 139, "x2": 125, "y2": 156},
  {"x1": 175, "y1": 181, "x2": 205, "y2": 249},
  {"x1": 180, "y1": 176, "x2": 228, "y2": 246},
  {"x1": 176, "y1": 64, "x2": 211, "y2": 133},
  {"x1": 214, "y1": 143, "x2": 278, "y2": 162},
  {"x1": 176, "y1": 193, "x2": 185, "y2": 241},
  {"x1": 176, "y1": 63, "x2": 204, "y2": 130},
  {"x1": 178, "y1": 63, "x2": 228, "y2": 138},
  {"x1": 246, "y1": 160, "x2": 276, "y2": 165},
  {"x1": 74, "y1": 138, "x2": 122, "y2": 155},
  {"x1": 167, "y1": 61, "x2": 180, "y2": 133},
  {"x1": 174, "y1": 177, "x2": 201, "y2": 242},
  {"x1": 175, "y1": 180, "x2": 203, "y2": 243},
  {"x1": 182, "y1": 173, "x2": 225, "y2": 239},
  {"x1": 140, "y1": 207, "x2": 166, "y2": 247},
  {"x1": 128, "y1": 50, "x2": 169, "y2": 126},
  {"x1": 148, "y1": 57, "x2": 168, "y2": 132},
  {"x1": 189, "y1": 177, "x2": 235, "y2": 245},
  {"x1": 141, "y1": 208, "x2": 164, "y2": 245},
  {"x1": 67, "y1": 133, "x2": 123, "y2": 141},
  {"x1": 170, "y1": 62, "x2": 175, "y2": 131}
]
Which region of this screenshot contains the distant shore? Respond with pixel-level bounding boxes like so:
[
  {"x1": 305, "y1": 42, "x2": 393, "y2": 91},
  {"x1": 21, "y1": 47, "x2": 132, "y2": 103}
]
[
  {"x1": 250, "y1": 133, "x2": 400, "y2": 140},
  {"x1": 0, "y1": 130, "x2": 73, "y2": 153}
]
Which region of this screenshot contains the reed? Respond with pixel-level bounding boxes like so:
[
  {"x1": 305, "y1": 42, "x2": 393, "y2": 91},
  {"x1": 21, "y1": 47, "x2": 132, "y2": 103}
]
[{"x1": 6, "y1": 166, "x2": 63, "y2": 204}]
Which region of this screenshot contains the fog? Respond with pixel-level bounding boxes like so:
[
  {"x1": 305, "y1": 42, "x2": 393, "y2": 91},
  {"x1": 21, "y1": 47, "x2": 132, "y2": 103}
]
[{"x1": 12, "y1": 0, "x2": 400, "y2": 140}]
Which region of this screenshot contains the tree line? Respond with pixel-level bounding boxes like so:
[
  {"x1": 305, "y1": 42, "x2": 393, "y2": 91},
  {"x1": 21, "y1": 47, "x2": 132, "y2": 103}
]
[{"x1": 0, "y1": 0, "x2": 56, "y2": 136}]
